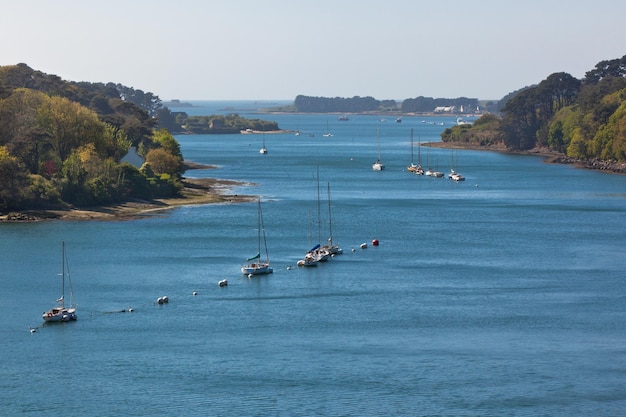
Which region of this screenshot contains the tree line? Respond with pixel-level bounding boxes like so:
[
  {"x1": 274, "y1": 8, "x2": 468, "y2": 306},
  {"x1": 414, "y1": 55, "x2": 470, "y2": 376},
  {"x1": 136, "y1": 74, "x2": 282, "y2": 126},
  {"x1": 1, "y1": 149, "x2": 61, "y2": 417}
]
[
  {"x1": 293, "y1": 94, "x2": 482, "y2": 113},
  {"x1": 441, "y1": 55, "x2": 626, "y2": 163}
]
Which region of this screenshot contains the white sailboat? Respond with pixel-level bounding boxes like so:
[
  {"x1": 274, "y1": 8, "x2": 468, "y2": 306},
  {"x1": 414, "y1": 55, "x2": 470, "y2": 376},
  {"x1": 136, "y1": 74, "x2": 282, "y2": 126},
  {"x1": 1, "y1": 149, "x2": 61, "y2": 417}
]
[
  {"x1": 372, "y1": 125, "x2": 385, "y2": 171},
  {"x1": 259, "y1": 130, "x2": 268, "y2": 154},
  {"x1": 407, "y1": 128, "x2": 423, "y2": 174},
  {"x1": 299, "y1": 168, "x2": 331, "y2": 265},
  {"x1": 310, "y1": 168, "x2": 330, "y2": 262},
  {"x1": 449, "y1": 150, "x2": 465, "y2": 181},
  {"x1": 322, "y1": 120, "x2": 333, "y2": 137},
  {"x1": 42, "y1": 241, "x2": 77, "y2": 323},
  {"x1": 241, "y1": 199, "x2": 273, "y2": 275}
]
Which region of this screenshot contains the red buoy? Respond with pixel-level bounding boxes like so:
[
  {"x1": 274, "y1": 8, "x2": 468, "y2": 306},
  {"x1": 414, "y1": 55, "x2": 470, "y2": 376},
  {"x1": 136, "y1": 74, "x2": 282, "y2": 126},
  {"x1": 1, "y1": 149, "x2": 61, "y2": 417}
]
[{"x1": 372, "y1": 239, "x2": 379, "y2": 246}]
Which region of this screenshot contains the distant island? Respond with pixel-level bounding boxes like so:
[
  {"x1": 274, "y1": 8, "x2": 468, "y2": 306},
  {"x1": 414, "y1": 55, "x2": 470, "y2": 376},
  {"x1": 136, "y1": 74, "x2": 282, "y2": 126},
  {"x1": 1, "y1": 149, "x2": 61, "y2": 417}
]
[{"x1": 261, "y1": 95, "x2": 495, "y2": 115}]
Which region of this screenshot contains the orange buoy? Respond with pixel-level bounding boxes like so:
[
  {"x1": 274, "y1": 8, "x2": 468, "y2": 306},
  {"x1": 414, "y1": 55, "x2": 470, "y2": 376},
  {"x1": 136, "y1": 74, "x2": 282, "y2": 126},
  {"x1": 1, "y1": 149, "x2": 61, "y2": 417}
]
[{"x1": 372, "y1": 239, "x2": 379, "y2": 246}]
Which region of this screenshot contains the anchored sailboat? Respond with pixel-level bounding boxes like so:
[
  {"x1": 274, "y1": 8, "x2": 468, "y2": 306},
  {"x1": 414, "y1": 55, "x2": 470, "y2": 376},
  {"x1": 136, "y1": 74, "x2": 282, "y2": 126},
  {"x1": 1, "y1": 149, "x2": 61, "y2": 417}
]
[
  {"x1": 407, "y1": 128, "x2": 423, "y2": 174},
  {"x1": 259, "y1": 130, "x2": 268, "y2": 154},
  {"x1": 372, "y1": 125, "x2": 385, "y2": 171},
  {"x1": 42, "y1": 241, "x2": 77, "y2": 323},
  {"x1": 241, "y1": 199, "x2": 273, "y2": 275}
]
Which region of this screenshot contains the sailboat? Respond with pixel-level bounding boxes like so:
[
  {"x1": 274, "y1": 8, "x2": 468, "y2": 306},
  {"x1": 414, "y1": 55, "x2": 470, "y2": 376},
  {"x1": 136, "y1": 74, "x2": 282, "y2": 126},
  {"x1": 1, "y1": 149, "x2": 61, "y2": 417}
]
[
  {"x1": 415, "y1": 135, "x2": 424, "y2": 175},
  {"x1": 321, "y1": 182, "x2": 342, "y2": 256},
  {"x1": 449, "y1": 150, "x2": 465, "y2": 181},
  {"x1": 241, "y1": 199, "x2": 273, "y2": 275},
  {"x1": 299, "y1": 168, "x2": 331, "y2": 265},
  {"x1": 322, "y1": 120, "x2": 333, "y2": 137},
  {"x1": 42, "y1": 241, "x2": 77, "y2": 323},
  {"x1": 372, "y1": 125, "x2": 385, "y2": 171},
  {"x1": 407, "y1": 128, "x2": 423, "y2": 174},
  {"x1": 310, "y1": 168, "x2": 330, "y2": 262},
  {"x1": 259, "y1": 130, "x2": 268, "y2": 154}
]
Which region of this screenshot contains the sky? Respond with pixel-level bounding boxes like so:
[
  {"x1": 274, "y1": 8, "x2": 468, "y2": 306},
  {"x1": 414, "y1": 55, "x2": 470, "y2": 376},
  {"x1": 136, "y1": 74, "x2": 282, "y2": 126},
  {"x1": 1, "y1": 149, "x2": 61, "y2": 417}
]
[{"x1": 2, "y1": 0, "x2": 625, "y2": 101}]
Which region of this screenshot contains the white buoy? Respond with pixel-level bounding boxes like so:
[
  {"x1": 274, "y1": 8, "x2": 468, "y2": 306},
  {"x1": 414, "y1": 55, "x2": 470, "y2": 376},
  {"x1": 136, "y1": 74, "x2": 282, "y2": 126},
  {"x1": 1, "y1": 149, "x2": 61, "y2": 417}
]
[
  {"x1": 192, "y1": 290, "x2": 198, "y2": 296},
  {"x1": 360, "y1": 243, "x2": 367, "y2": 249},
  {"x1": 29, "y1": 327, "x2": 37, "y2": 333},
  {"x1": 128, "y1": 307, "x2": 134, "y2": 312}
]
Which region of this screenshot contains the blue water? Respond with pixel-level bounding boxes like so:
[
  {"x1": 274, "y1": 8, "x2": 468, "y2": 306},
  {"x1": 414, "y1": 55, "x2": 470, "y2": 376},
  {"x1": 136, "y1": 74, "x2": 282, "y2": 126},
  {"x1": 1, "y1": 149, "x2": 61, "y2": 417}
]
[{"x1": 2, "y1": 102, "x2": 626, "y2": 416}]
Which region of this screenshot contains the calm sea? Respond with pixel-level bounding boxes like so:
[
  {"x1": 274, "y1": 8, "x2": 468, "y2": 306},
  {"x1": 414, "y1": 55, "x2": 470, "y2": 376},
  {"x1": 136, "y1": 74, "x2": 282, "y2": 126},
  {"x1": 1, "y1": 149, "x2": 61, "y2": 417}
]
[{"x1": 2, "y1": 101, "x2": 625, "y2": 416}]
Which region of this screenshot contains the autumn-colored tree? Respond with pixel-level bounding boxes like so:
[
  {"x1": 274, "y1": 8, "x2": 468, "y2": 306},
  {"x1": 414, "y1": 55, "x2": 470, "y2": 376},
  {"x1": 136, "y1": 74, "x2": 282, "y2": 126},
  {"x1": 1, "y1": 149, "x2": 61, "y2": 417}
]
[{"x1": 144, "y1": 148, "x2": 181, "y2": 176}]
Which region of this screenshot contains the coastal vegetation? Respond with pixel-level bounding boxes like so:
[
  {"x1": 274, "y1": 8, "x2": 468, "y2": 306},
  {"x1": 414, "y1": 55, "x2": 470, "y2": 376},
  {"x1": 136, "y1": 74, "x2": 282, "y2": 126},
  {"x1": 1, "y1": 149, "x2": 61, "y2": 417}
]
[
  {"x1": 181, "y1": 114, "x2": 278, "y2": 134},
  {"x1": 441, "y1": 55, "x2": 626, "y2": 167},
  {"x1": 0, "y1": 64, "x2": 183, "y2": 211}
]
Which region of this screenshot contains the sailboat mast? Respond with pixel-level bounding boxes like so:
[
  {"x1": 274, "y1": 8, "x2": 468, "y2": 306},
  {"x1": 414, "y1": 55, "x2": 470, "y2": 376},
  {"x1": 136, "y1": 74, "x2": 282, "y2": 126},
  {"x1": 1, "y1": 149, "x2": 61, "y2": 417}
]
[
  {"x1": 257, "y1": 200, "x2": 262, "y2": 259},
  {"x1": 377, "y1": 125, "x2": 381, "y2": 160},
  {"x1": 418, "y1": 136, "x2": 421, "y2": 165},
  {"x1": 61, "y1": 241, "x2": 65, "y2": 308},
  {"x1": 327, "y1": 182, "x2": 333, "y2": 246},
  {"x1": 410, "y1": 128, "x2": 414, "y2": 165},
  {"x1": 316, "y1": 166, "x2": 321, "y2": 244},
  {"x1": 258, "y1": 199, "x2": 270, "y2": 263}
]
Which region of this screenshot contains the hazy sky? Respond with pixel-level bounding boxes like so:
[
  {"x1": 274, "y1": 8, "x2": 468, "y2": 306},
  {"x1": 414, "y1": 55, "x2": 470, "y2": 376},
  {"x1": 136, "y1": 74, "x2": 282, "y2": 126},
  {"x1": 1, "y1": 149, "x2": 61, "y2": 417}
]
[{"x1": 2, "y1": 0, "x2": 625, "y2": 101}]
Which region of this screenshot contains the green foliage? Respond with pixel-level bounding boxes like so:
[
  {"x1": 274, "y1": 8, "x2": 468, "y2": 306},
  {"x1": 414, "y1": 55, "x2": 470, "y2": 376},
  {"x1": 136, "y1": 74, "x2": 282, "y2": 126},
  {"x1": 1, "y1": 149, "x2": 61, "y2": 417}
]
[
  {"x1": 181, "y1": 114, "x2": 279, "y2": 134},
  {"x1": 500, "y1": 72, "x2": 581, "y2": 150},
  {"x1": 0, "y1": 64, "x2": 185, "y2": 211},
  {"x1": 456, "y1": 55, "x2": 626, "y2": 162},
  {"x1": 402, "y1": 96, "x2": 479, "y2": 113},
  {"x1": 440, "y1": 114, "x2": 503, "y2": 146}
]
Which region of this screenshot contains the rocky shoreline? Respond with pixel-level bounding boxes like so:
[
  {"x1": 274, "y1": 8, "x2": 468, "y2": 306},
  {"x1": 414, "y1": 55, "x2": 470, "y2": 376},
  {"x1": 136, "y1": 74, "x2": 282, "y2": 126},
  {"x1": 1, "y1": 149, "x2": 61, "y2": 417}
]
[{"x1": 426, "y1": 142, "x2": 626, "y2": 174}]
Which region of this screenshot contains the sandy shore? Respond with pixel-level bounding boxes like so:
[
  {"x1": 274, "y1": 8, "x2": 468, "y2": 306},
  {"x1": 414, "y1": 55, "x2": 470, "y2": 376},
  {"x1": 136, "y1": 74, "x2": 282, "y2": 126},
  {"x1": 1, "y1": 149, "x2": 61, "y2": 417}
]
[{"x1": 0, "y1": 163, "x2": 256, "y2": 222}]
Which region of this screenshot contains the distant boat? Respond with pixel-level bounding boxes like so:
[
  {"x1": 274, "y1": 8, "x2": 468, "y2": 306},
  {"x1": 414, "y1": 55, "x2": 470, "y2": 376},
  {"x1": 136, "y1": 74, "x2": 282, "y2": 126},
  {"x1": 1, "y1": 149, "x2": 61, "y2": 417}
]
[
  {"x1": 42, "y1": 241, "x2": 77, "y2": 323},
  {"x1": 259, "y1": 130, "x2": 268, "y2": 154},
  {"x1": 449, "y1": 170, "x2": 465, "y2": 181},
  {"x1": 396, "y1": 117, "x2": 402, "y2": 123},
  {"x1": 241, "y1": 199, "x2": 273, "y2": 276},
  {"x1": 338, "y1": 115, "x2": 350, "y2": 121},
  {"x1": 323, "y1": 120, "x2": 333, "y2": 137},
  {"x1": 372, "y1": 125, "x2": 385, "y2": 171}
]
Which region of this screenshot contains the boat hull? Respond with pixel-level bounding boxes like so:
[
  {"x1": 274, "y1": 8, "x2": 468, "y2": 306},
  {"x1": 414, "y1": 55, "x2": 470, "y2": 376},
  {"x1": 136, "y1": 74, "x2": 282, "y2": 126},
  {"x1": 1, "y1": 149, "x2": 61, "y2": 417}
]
[
  {"x1": 42, "y1": 307, "x2": 77, "y2": 322},
  {"x1": 241, "y1": 263, "x2": 273, "y2": 275}
]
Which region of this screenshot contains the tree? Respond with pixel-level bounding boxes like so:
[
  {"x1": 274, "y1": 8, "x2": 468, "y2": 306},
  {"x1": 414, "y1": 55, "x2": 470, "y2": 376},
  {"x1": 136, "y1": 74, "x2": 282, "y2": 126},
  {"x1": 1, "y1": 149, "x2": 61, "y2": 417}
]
[
  {"x1": 584, "y1": 55, "x2": 626, "y2": 85},
  {"x1": 144, "y1": 148, "x2": 181, "y2": 176},
  {"x1": 501, "y1": 72, "x2": 581, "y2": 150},
  {"x1": 0, "y1": 147, "x2": 30, "y2": 210}
]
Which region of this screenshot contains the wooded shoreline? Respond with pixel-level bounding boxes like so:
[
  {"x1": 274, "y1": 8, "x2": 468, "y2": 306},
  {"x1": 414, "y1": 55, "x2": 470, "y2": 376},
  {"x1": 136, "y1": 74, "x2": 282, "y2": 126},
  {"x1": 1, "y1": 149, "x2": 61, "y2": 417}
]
[
  {"x1": 0, "y1": 162, "x2": 255, "y2": 222},
  {"x1": 427, "y1": 142, "x2": 626, "y2": 174}
]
